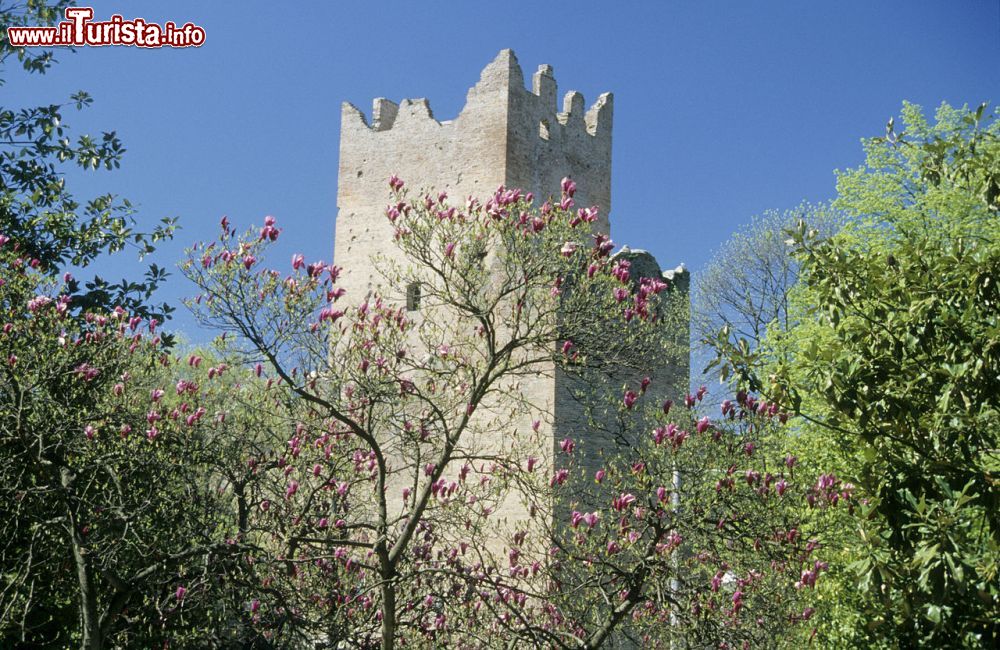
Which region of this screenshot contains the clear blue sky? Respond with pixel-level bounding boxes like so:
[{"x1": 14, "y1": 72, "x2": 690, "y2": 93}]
[{"x1": 6, "y1": 1, "x2": 999, "y2": 341}]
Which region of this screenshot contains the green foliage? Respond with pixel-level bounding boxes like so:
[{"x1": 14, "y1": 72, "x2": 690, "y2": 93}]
[
  {"x1": 714, "y1": 102, "x2": 1000, "y2": 647},
  {"x1": 0, "y1": 0, "x2": 72, "y2": 77},
  {"x1": 1, "y1": 0, "x2": 177, "y2": 328}
]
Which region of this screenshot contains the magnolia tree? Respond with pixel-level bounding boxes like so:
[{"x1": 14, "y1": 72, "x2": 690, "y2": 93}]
[
  {"x1": 0, "y1": 236, "x2": 303, "y2": 648},
  {"x1": 179, "y1": 179, "x2": 850, "y2": 648},
  {"x1": 469, "y1": 388, "x2": 855, "y2": 649}
]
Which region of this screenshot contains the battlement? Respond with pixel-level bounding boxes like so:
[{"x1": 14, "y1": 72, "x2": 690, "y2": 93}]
[
  {"x1": 341, "y1": 49, "x2": 612, "y2": 141},
  {"x1": 337, "y1": 50, "x2": 614, "y2": 253}
]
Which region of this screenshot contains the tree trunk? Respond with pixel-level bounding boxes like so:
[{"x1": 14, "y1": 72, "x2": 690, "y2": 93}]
[
  {"x1": 379, "y1": 570, "x2": 396, "y2": 650},
  {"x1": 62, "y1": 468, "x2": 102, "y2": 650}
]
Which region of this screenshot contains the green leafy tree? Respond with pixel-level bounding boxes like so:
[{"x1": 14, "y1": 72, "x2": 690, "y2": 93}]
[
  {"x1": 714, "y1": 102, "x2": 1000, "y2": 647},
  {"x1": 1, "y1": 0, "x2": 176, "y2": 327}
]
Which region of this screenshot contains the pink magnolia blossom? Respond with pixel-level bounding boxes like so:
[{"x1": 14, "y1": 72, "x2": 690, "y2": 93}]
[
  {"x1": 259, "y1": 216, "x2": 279, "y2": 241},
  {"x1": 74, "y1": 363, "x2": 100, "y2": 382},
  {"x1": 612, "y1": 493, "x2": 636, "y2": 512},
  {"x1": 577, "y1": 206, "x2": 599, "y2": 223},
  {"x1": 592, "y1": 233, "x2": 614, "y2": 257},
  {"x1": 27, "y1": 295, "x2": 52, "y2": 312}
]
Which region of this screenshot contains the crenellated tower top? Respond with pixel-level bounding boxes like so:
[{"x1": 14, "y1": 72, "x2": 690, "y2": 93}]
[
  {"x1": 339, "y1": 49, "x2": 612, "y2": 216},
  {"x1": 335, "y1": 50, "x2": 614, "y2": 297}
]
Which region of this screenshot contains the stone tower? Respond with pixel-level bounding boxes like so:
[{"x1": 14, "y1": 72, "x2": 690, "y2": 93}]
[{"x1": 333, "y1": 49, "x2": 688, "y2": 541}]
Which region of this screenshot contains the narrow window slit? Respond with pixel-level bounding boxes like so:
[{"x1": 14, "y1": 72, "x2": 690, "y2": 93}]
[{"x1": 406, "y1": 282, "x2": 421, "y2": 311}]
